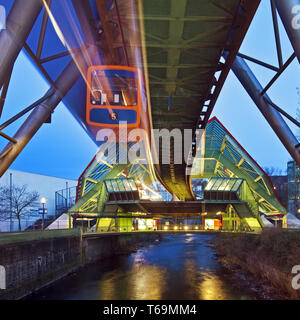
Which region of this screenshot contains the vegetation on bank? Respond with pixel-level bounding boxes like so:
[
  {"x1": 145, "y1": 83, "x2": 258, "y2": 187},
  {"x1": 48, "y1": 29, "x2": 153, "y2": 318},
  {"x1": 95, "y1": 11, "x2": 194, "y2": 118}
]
[{"x1": 216, "y1": 229, "x2": 300, "y2": 299}]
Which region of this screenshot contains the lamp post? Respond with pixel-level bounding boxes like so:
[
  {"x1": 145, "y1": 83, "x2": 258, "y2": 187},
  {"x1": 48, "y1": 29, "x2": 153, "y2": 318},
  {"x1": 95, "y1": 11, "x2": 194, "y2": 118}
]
[{"x1": 40, "y1": 197, "x2": 46, "y2": 230}]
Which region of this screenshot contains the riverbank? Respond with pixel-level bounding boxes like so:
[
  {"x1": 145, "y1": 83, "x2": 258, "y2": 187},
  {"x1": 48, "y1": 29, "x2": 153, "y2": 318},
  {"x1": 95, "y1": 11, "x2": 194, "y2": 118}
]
[
  {"x1": 215, "y1": 229, "x2": 300, "y2": 300},
  {"x1": 0, "y1": 230, "x2": 161, "y2": 300},
  {"x1": 26, "y1": 233, "x2": 256, "y2": 300}
]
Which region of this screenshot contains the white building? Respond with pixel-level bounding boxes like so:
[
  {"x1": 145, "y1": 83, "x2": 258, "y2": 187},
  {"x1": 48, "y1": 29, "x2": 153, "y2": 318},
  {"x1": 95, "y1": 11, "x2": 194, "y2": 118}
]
[{"x1": 0, "y1": 169, "x2": 77, "y2": 231}]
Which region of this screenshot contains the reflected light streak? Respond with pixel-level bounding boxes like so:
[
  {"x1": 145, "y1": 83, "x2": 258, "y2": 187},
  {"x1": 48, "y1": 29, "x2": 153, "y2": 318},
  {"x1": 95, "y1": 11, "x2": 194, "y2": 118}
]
[
  {"x1": 117, "y1": 0, "x2": 156, "y2": 183},
  {"x1": 198, "y1": 273, "x2": 231, "y2": 300},
  {"x1": 42, "y1": 0, "x2": 67, "y2": 47},
  {"x1": 130, "y1": 265, "x2": 167, "y2": 299},
  {"x1": 98, "y1": 271, "x2": 119, "y2": 300},
  {"x1": 43, "y1": 0, "x2": 157, "y2": 183},
  {"x1": 184, "y1": 258, "x2": 232, "y2": 300},
  {"x1": 43, "y1": 0, "x2": 116, "y2": 117},
  {"x1": 42, "y1": 0, "x2": 90, "y2": 87},
  {"x1": 60, "y1": 1, "x2": 95, "y2": 69},
  {"x1": 137, "y1": 0, "x2": 158, "y2": 175}
]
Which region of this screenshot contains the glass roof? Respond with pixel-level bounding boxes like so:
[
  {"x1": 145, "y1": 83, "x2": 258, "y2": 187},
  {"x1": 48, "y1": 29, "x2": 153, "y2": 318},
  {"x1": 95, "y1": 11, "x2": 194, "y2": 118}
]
[
  {"x1": 204, "y1": 178, "x2": 244, "y2": 192},
  {"x1": 104, "y1": 178, "x2": 137, "y2": 193}
]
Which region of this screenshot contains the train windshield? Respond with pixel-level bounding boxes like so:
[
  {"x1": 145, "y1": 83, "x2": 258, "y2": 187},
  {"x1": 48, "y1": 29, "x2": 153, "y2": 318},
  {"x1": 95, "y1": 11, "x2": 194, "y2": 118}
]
[{"x1": 90, "y1": 69, "x2": 138, "y2": 107}]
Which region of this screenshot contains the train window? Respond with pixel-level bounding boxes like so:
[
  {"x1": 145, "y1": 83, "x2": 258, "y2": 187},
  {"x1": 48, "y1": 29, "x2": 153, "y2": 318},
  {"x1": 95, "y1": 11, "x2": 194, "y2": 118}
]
[
  {"x1": 86, "y1": 66, "x2": 141, "y2": 128},
  {"x1": 90, "y1": 69, "x2": 138, "y2": 107}
]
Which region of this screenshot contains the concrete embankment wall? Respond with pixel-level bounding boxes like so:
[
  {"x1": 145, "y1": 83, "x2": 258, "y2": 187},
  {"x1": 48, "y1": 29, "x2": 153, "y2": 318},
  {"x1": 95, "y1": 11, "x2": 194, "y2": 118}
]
[
  {"x1": 0, "y1": 230, "x2": 160, "y2": 300},
  {"x1": 82, "y1": 232, "x2": 160, "y2": 264}
]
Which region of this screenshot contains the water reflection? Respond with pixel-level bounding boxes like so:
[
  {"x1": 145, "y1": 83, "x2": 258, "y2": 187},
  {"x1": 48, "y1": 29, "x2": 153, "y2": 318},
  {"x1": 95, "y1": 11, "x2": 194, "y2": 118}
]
[
  {"x1": 29, "y1": 234, "x2": 254, "y2": 300},
  {"x1": 198, "y1": 273, "x2": 234, "y2": 300},
  {"x1": 129, "y1": 265, "x2": 167, "y2": 300}
]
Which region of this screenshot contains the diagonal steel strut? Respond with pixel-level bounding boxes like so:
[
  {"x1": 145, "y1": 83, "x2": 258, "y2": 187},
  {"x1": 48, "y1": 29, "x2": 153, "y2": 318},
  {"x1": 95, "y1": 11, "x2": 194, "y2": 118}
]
[
  {"x1": 0, "y1": 0, "x2": 44, "y2": 89},
  {"x1": 229, "y1": 54, "x2": 300, "y2": 167},
  {"x1": 0, "y1": 45, "x2": 98, "y2": 177},
  {"x1": 273, "y1": 0, "x2": 300, "y2": 63}
]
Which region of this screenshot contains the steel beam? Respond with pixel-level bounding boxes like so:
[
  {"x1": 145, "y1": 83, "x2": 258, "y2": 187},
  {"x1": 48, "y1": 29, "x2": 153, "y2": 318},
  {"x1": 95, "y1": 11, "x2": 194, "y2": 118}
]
[
  {"x1": 0, "y1": 65, "x2": 13, "y2": 117},
  {"x1": 36, "y1": 0, "x2": 52, "y2": 60},
  {"x1": 0, "y1": 89, "x2": 55, "y2": 131},
  {"x1": 0, "y1": 0, "x2": 43, "y2": 88},
  {"x1": 270, "y1": 0, "x2": 283, "y2": 68},
  {"x1": 0, "y1": 45, "x2": 97, "y2": 177},
  {"x1": 230, "y1": 55, "x2": 300, "y2": 167},
  {"x1": 273, "y1": 0, "x2": 300, "y2": 63}
]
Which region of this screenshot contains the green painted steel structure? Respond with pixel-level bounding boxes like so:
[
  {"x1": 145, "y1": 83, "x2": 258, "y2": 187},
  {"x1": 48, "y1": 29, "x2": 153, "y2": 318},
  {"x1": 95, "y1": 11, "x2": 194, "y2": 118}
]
[
  {"x1": 65, "y1": 0, "x2": 284, "y2": 231},
  {"x1": 192, "y1": 117, "x2": 286, "y2": 216},
  {"x1": 69, "y1": 141, "x2": 155, "y2": 221},
  {"x1": 204, "y1": 177, "x2": 264, "y2": 230},
  {"x1": 69, "y1": 118, "x2": 285, "y2": 232}
]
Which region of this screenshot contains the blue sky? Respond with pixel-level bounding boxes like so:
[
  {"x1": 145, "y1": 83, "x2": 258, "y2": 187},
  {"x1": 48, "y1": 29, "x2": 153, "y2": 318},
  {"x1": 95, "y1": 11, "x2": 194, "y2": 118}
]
[
  {"x1": 212, "y1": 0, "x2": 299, "y2": 174},
  {"x1": 0, "y1": 0, "x2": 299, "y2": 179},
  {"x1": 0, "y1": 53, "x2": 98, "y2": 180}
]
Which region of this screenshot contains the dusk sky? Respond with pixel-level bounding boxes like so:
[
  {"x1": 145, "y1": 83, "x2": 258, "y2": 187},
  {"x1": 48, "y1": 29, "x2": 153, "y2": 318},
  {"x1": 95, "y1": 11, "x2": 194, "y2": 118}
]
[{"x1": 0, "y1": 0, "x2": 299, "y2": 180}]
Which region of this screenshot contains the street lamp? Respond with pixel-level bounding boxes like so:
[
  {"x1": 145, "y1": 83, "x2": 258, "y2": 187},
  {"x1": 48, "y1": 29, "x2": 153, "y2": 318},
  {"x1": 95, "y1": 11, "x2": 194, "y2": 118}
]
[{"x1": 40, "y1": 197, "x2": 46, "y2": 230}]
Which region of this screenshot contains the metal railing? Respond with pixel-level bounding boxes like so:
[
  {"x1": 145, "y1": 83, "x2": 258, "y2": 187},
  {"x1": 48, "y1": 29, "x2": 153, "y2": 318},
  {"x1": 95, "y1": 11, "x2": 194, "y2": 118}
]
[{"x1": 55, "y1": 186, "x2": 76, "y2": 215}]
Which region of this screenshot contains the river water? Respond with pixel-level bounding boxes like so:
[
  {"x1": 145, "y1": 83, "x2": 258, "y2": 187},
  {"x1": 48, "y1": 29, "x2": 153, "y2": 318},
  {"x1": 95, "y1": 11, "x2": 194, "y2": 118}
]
[{"x1": 29, "y1": 233, "x2": 255, "y2": 300}]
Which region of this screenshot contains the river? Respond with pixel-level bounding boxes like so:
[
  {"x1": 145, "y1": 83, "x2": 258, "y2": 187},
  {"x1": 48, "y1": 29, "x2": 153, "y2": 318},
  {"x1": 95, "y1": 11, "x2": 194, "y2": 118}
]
[{"x1": 29, "y1": 233, "x2": 255, "y2": 300}]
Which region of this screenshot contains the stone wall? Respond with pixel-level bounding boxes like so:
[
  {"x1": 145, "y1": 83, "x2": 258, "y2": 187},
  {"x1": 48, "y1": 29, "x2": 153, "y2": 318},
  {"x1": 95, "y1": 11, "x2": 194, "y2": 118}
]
[
  {"x1": 83, "y1": 232, "x2": 161, "y2": 264},
  {"x1": 0, "y1": 230, "x2": 161, "y2": 299},
  {"x1": 0, "y1": 230, "x2": 81, "y2": 299}
]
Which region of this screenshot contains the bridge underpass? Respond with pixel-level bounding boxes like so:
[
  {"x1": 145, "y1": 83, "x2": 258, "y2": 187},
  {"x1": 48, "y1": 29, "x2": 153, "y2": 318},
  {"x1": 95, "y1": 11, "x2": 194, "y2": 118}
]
[
  {"x1": 0, "y1": 1, "x2": 298, "y2": 232},
  {"x1": 1, "y1": 0, "x2": 300, "y2": 302}
]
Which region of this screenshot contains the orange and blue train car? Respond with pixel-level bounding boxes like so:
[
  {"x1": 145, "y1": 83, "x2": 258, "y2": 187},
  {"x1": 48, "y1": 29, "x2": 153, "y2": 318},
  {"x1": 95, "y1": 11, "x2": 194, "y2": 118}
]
[{"x1": 86, "y1": 65, "x2": 141, "y2": 128}]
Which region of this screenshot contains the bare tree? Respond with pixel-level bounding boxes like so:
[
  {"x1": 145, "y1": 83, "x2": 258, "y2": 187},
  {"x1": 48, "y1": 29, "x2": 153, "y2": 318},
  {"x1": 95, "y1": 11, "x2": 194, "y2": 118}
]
[
  {"x1": 264, "y1": 166, "x2": 276, "y2": 176},
  {"x1": 0, "y1": 185, "x2": 39, "y2": 231},
  {"x1": 263, "y1": 166, "x2": 286, "y2": 176}
]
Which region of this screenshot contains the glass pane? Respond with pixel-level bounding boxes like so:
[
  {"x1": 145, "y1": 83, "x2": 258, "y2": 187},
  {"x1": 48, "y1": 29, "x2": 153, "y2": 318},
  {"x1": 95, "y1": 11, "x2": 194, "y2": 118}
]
[
  {"x1": 128, "y1": 179, "x2": 137, "y2": 191},
  {"x1": 117, "y1": 179, "x2": 126, "y2": 192},
  {"x1": 218, "y1": 179, "x2": 230, "y2": 191},
  {"x1": 205, "y1": 179, "x2": 217, "y2": 191},
  {"x1": 105, "y1": 180, "x2": 114, "y2": 192},
  {"x1": 122, "y1": 179, "x2": 132, "y2": 191},
  {"x1": 232, "y1": 179, "x2": 243, "y2": 192},
  {"x1": 211, "y1": 179, "x2": 223, "y2": 191},
  {"x1": 111, "y1": 180, "x2": 120, "y2": 192},
  {"x1": 225, "y1": 179, "x2": 236, "y2": 191},
  {"x1": 91, "y1": 69, "x2": 138, "y2": 107}
]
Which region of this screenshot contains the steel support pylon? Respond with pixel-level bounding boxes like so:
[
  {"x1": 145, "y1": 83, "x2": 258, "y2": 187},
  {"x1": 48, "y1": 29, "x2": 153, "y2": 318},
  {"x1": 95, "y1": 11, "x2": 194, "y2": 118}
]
[
  {"x1": 0, "y1": 0, "x2": 43, "y2": 88},
  {"x1": 0, "y1": 45, "x2": 98, "y2": 177},
  {"x1": 273, "y1": 0, "x2": 300, "y2": 63},
  {"x1": 230, "y1": 55, "x2": 300, "y2": 167}
]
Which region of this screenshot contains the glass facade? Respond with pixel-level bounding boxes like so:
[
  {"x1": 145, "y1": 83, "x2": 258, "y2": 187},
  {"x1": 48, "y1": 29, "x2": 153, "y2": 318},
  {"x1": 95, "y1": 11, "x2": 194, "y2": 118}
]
[
  {"x1": 287, "y1": 160, "x2": 300, "y2": 215},
  {"x1": 204, "y1": 177, "x2": 243, "y2": 193},
  {"x1": 104, "y1": 178, "x2": 137, "y2": 193}
]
